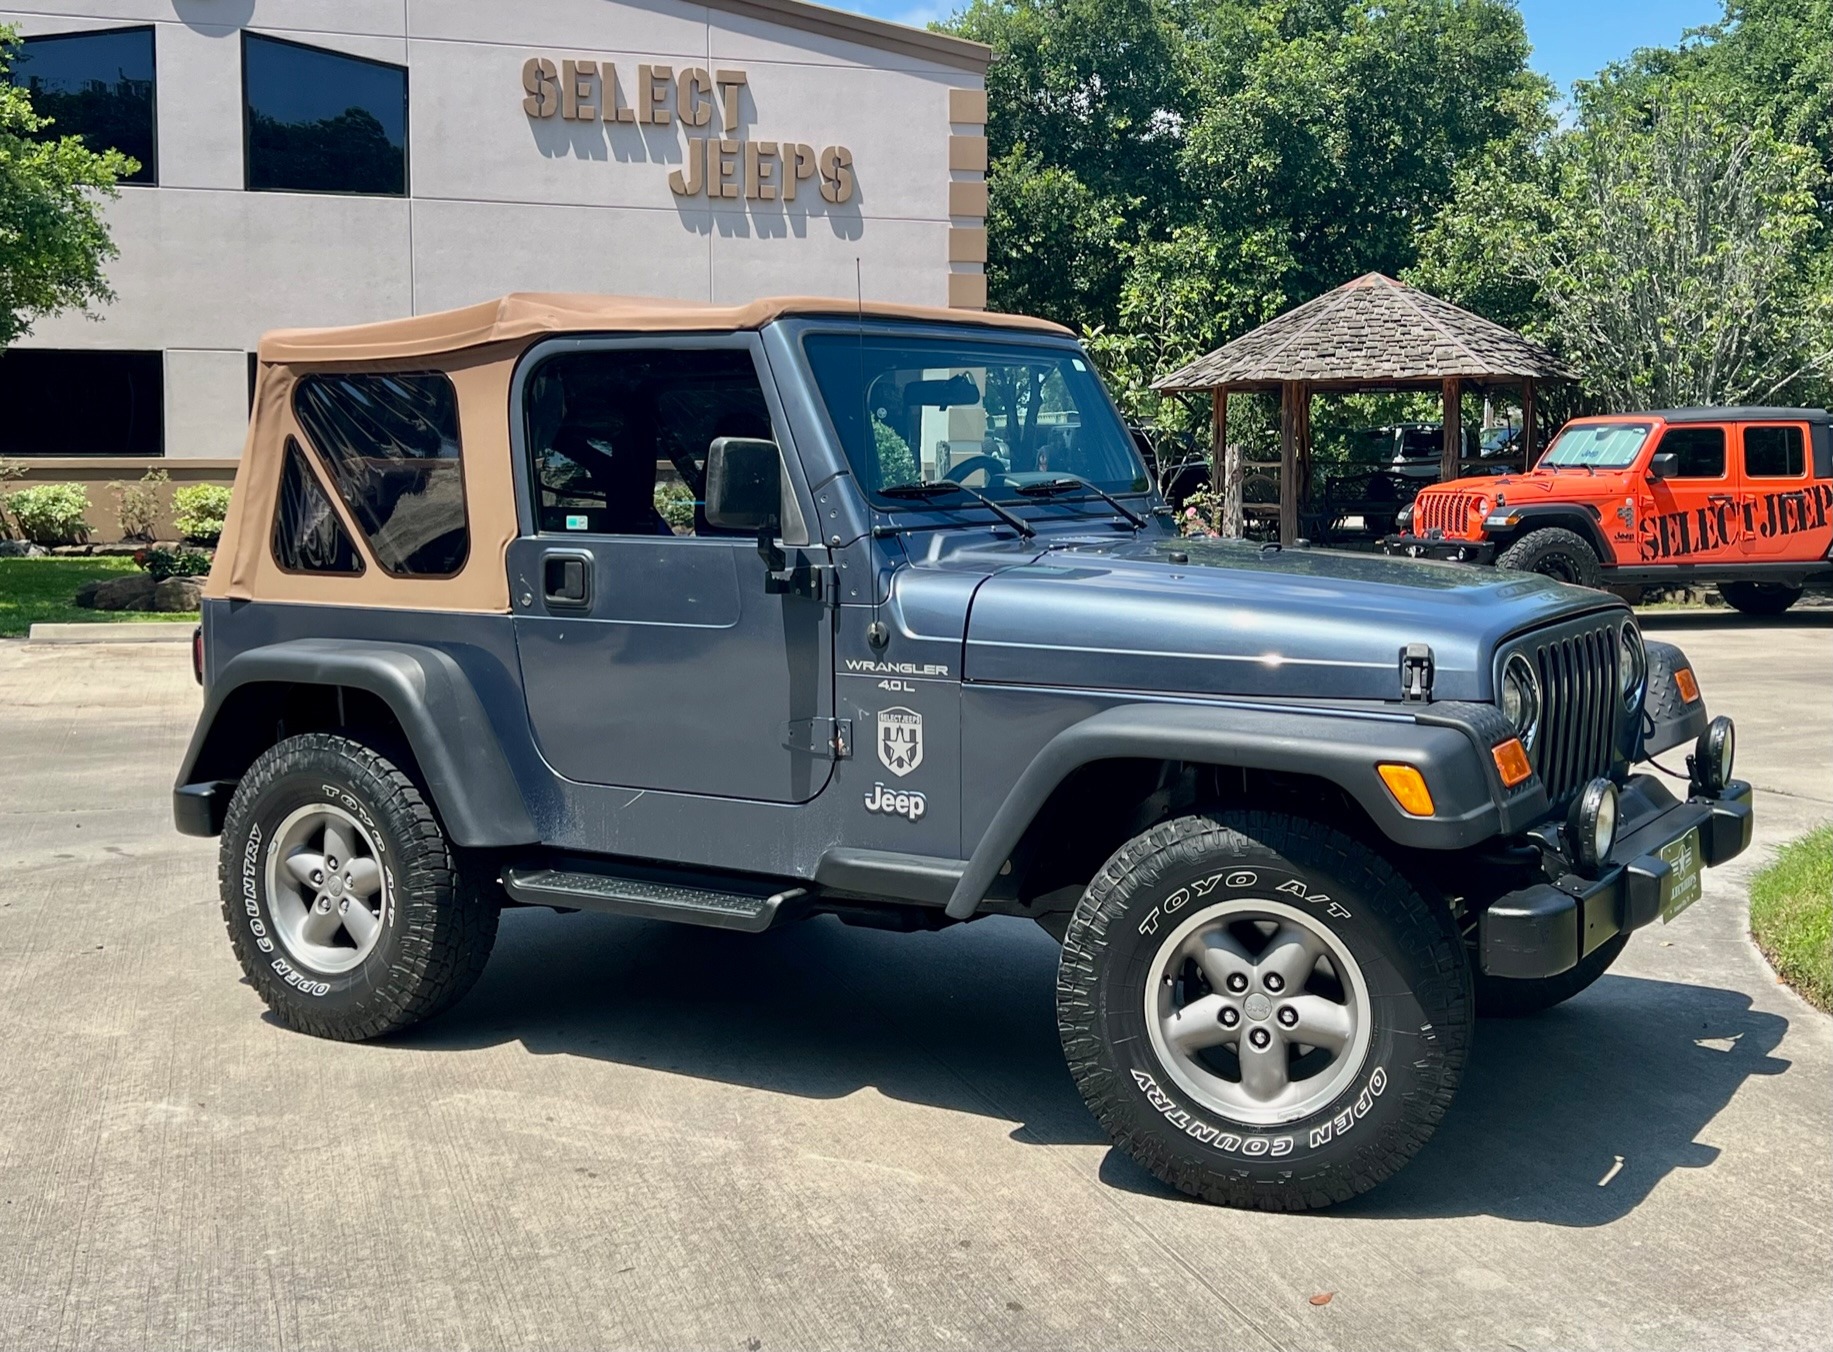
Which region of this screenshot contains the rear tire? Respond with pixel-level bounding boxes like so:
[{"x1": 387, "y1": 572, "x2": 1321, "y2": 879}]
[
  {"x1": 1497, "y1": 527, "x2": 1604, "y2": 588},
  {"x1": 1473, "y1": 933, "x2": 1629, "y2": 1018},
  {"x1": 1057, "y1": 810, "x2": 1472, "y2": 1210},
  {"x1": 218, "y1": 733, "x2": 499, "y2": 1041},
  {"x1": 1719, "y1": 581, "x2": 1803, "y2": 616}
]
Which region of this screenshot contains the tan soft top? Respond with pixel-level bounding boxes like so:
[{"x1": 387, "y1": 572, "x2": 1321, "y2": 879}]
[{"x1": 257, "y1": 292, "x2": 1071, "y2": 364}]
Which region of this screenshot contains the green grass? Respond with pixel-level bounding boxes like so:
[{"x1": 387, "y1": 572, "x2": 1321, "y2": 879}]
[
  {"x1": 1749, "y1": 825, "x2": 1833, "y2": 1013},
  {"x1": 0, "y1": 557, "x2": 197, "y2": 638}
]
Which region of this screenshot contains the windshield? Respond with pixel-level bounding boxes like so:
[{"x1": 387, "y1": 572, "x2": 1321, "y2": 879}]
[
  {"x1": 802, "y1": 333, "x2": 1148, "y2": 503},
  {"x1": 1541, "y1": 421, "x2": 1653, "y2": 468}
]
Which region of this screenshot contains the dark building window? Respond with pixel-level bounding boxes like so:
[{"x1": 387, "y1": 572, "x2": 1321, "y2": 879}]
[
  {"x1": 243, "y1": 33, "x2": 407, "y2": 196},
  {"x1": 7, "y1": 26, "x2": 157, "y2": 184},
  {"x1": 293, "y1": 373, "x2": 467, "y2": 575},
  {"x1": 273, "y1": 437, "x2": 364, "y2": 574},
  {"x1": 0, "y1": 349, "x2": 163, "y2": 456}
]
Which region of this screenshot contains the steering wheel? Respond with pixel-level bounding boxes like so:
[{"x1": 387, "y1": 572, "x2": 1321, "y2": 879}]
[{"x1": 943, "y1": 454, "x2": 1008, "y2": 486}]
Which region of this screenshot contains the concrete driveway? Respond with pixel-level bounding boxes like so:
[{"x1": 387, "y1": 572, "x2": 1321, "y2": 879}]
[{"x1": 0, "y1": 613, "x2": 1827, "y2": 1351}]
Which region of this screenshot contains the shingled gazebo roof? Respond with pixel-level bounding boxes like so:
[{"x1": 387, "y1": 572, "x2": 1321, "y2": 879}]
[{"x1": 1152, "y1": 272, "x2": 1574, "y2": 392}]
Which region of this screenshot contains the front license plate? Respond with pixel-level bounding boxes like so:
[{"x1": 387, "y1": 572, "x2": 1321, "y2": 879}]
[{"x1": 1659, "y1": 827, "x2": 1704, "y2": 923}]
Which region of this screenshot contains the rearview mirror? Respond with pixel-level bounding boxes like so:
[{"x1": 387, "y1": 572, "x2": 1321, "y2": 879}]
[
  {"x1": 705, "y1": 437, "x2": 782, "y2": 533},
  {"x1": 1648, "y1": 452, "x2": 1678, "y2": 480}
]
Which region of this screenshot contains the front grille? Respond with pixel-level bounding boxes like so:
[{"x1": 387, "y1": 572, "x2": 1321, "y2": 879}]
[
  {"x1": 1521, "y1": 622, "x2": 1622, "y2": 805},
  {"x1": 1416, "y1": 490, "x2": 1479, "y2": 537}
]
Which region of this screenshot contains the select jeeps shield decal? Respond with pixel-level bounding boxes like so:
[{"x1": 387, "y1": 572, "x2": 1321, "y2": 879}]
[{"x1": 877, "y1": 707, "x2": 923, "y2": 777}]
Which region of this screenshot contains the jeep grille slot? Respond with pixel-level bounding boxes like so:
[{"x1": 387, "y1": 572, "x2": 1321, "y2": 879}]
[
  {"x1": 1528, "y1": 623, "x2": 1619, "y2": 805},
  {"x1": 1415, "y1": 490, "x2": 1479, "y2": 536}
]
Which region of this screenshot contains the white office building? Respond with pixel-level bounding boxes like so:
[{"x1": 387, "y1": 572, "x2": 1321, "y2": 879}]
[{"x1": 0, "y1": 0, "x2": 990, "y2": 480}]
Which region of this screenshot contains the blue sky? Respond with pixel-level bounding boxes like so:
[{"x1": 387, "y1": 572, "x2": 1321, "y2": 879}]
[{"x1": 835, "y1": 0, "x2": 1727, "y2": 95}]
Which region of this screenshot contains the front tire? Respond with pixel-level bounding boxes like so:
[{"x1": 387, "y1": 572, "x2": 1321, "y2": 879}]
[
  {"x1": 218, "y1": 733, "x2": 499, "y2": 1041},
  {"x1": 1719, "y1": 581, "x2": 1803, "y2": 616},
  {"x1": 1057, "y1": 811, "x2": 1472, "y2": 1210},
  {"x1": 1497, "y1": 527, "x2": 1604, "y2": 588}
]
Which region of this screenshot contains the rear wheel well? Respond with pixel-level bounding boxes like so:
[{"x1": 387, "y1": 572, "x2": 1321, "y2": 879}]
[
  {"x1": 191, "y1": 683, "x2": 418, "y2": 788},
  {"x1": 992, "y1": 759, "x2": 1389, "y2": 914}
]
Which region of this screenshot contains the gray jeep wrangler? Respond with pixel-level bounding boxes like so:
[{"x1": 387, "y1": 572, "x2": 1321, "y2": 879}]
[{"x1": 175, "y1": 293, "x2": 1752, "y2": 1209}]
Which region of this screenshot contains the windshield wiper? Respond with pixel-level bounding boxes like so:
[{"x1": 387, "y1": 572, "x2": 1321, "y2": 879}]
[
  {"x1": 1012, "y1": 474, "x2": 1148, "y2": 528},
  {"x1": 879, "y1": 480, "x2": 1037, "y2": 538}
]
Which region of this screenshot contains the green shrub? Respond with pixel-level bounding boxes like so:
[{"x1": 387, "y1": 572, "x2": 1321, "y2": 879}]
[
  {"x1": 172, "y1": 483, "x2": 232, "y2": 545},
  {"x1": 113, "y1": 467, "x2": 168, "y2": 543},
  {"x1": 874, "y1": 423, "x2": 918, "y2": 487},
  {"x1": 654, "y1": 479, "x2": 697, "y2": 532},
  {"x1": 4, "y1": 483, "x2": 91, "y2": 545},
  {"x1": 135, "y1": 546, "x2": 213, "y2": 581}
]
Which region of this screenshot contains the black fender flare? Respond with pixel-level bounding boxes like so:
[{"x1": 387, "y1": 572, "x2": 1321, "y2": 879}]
[
  {"x1": 1493, "y1": 505, "x2": 1615, "y2": 562},
  {"x1": 943, "y1": 700, "x2": 1541, "y2": 919},
  {"x1": 175, "y1": 638, "x2": 538, "y2": 848},
  {"x1": 1642, "y1": 640, "x2": 1710, "y2": 757}
]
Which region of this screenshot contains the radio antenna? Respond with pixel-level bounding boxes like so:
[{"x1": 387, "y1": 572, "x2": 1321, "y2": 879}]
[{"x1": 859, "y1": 257, "x2": 890, "y2": 650}]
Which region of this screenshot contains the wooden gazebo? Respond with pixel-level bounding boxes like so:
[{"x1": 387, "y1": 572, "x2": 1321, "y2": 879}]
[{"x1": 1152, "y1": 273, "x2": 1575, "y2": 541}]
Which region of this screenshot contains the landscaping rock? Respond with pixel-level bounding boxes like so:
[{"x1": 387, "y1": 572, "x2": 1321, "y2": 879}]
[
  {"x1": 152, "y1": 577, "x2": 205, "y2": 612},
  {"x1": 87, "y1": 575, "x2": 159, "y2": 611},
  {"x1": 73, "y1": 580, "x2": 105, "y2": 608},
  {"x1": 0, "y1": 540, "x2": 48, "y2": 558}
]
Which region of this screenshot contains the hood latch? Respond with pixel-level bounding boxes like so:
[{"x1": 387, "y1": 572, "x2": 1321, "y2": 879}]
[{"x1": 1399, "y1": 643, "x2": 1435, "y2": 702}]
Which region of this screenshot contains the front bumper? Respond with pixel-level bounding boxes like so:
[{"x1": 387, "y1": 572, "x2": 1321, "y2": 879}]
[
  {"x1": 1479, "y1": 774, "x2": 1753, "y2": 979},
  {"x1": 1382, "y1": 534, "x2": 1497, "y2": 565}
]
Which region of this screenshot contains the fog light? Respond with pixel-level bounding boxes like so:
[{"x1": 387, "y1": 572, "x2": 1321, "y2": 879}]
[
  {"x1": 1691, "y1": 716, "x2": 1735, "y2": 795},
  {"x1": 1569, "y1": 778, "x2": 1618, "y2": 877}
]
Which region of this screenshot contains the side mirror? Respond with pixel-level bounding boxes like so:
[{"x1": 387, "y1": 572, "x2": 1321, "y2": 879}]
[
  {"x1": 1648, "y1": 452, "x2": 1678, "y2": 480},
  {"x1": 705, "y1": 437, "x2": 782, "y2": 533}
]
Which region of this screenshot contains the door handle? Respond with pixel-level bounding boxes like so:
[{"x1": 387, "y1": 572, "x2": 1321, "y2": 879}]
[{"x1": 542, "y1": 550, "x2": 593, "y2": 609}]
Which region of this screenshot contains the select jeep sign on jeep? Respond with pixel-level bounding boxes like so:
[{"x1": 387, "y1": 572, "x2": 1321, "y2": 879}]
[{"x1": 174, "y1": 293, "x2": 1752, "y2": 1210}]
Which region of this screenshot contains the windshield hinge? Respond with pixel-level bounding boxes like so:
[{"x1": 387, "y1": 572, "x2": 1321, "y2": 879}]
[
  {"x1": 1399, "y1": 643, "x2": 1435, "y2": 702},
  {"x1": 783, "y1": 717, "x2": 852, "y2": 760}
]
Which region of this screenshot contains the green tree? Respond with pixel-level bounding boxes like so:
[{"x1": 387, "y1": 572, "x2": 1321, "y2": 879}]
[{"x1": 0, "y1": 25, "x2": 134, "y2": 350}]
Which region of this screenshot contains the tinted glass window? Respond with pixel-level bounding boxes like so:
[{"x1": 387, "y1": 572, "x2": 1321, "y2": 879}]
[
  {"x1": 1743, "y1": 425, "x2": 1805, "y2": 478},
  {"x1": 293, "y1": 373, "x2": 466, "y2": 576},
  {"x1": 8, "y1": 27, "x2": 156, "y2": 184},
  {"x1": 243, "y1": 33, "x2": 406, "y2": 195},
  {"x1": 525, "y1": 348, "x2": 774, "y2": 537},
  {"x1": 0, "y1": 349, "x2": 162, "y2": 456},
  {"x1": 1661, "y1": 427, "x2": 1726, "y2": 478},
  {"x1": 273, "y1": 437, "x2": 363, "y2": 574}
]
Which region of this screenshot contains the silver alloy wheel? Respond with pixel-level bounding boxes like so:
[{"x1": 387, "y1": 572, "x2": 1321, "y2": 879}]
[
  {"x1": 1144, "y1": 896, "x2": 1371, "y2": 1126},
  {"x1": 264, "y1": 803, "x2": 389, "y2": 975}
]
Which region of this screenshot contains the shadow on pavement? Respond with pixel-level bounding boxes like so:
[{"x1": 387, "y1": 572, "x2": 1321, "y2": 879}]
[
  {"x1": 1637, "y1": 608, "x2": 1832, "y2": 633},
  {"x1": 400, "y1": 908, "x2": 1793, "y2": 1223}
]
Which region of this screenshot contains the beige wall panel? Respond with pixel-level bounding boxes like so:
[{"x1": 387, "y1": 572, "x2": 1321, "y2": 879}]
[
  {"x1": 947, "y1": 271, "x2": 987, "y2": 310},
  {"x1": 150, "y1": 22, "x2": 244, "y2": 190},
  {"x1": 947, "y1": 227, "x2": 986, "y2": 263},
  {"x1": 406, "y1": 0, "x2": 708, "y2": 55},
  {"x1": 243, "y1": 0, "x2": 406, "y2": 38},
  {"x1": 948, "y1": 180, "x2": 989, "y2": 219},
  {"x1": 948, "y1": 135, "x2": 988, "y2": 172},
  {"x1": 708, "y1": 9, "x2": 976, "y2": 75},
  {"x1": 18, "y1": 188, "x2": 412, "y2": 351},
  {"x1": 947, "y1": 87, "x2": 987, "y2": 125},
  {"x1": 410, "y1": 199, "x2": 713, "y2": 312},
  {"x1": 709, "y1": 215, "x2": 948, "y2": 308},
  {"x1": 164, "y1": 348, "x2": 252, "y2": 460}
]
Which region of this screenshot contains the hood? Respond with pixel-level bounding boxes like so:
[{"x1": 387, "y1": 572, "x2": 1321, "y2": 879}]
[
  {"x1": 954, "y1": 535, "x2": 1619, "y2": 701},
  {"x1": 1424, "y1": 466, "x2": 1634, "y2": 502}
]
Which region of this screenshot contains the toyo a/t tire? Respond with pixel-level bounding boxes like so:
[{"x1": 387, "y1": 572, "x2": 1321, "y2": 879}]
[
  {"x1": 218, "y1": 733, "x2": 500, "y2": 1041},
  {"x1": 1057, "y1": 810, "x2": 1473, "y2": 1210}
]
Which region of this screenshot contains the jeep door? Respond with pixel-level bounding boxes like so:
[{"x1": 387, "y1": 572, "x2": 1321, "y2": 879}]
[
  {"x1": 1638, "y1": 422, "x2": 1738, "y2": 563},
  {"x1": 1737, "y1": 421, "x2": 1832, "y2": 562},
  {"x1": 507, "y1": 336, "x2": 835, "y2": 803}
]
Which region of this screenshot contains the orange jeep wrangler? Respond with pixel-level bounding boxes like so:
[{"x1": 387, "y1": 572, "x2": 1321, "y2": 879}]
[{"x1": 1385, "y1": 407, "x2": 1833, "y2": 615}]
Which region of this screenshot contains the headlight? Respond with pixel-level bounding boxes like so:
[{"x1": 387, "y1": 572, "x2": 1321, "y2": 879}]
[
  {"x1": 1619, "y1": 622, "x2": 1647, "y2": 711},
  {"x1": 1396, "y1": 505, "x2": 1414, "y2": 532},
  {"x1": 1569, "y1": 778, "x2": 1618, "y2": 876},
  {"x1": 1501, "y1": 653, "x2": 1542, "y2": 750}
]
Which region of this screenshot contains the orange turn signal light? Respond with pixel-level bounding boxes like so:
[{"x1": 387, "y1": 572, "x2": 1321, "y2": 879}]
[
  {"x1": 1377, "y1": 763, "x2": 1435, "y2": 816},
  {"x1": 1674, "y1": 667, "x2": 1700, "y2": 704},
  {"x1": 1492, "y1": 738, "x2": 1533, "y2": 788}
]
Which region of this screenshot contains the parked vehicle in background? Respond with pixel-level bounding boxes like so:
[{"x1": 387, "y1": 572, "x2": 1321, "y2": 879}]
[
  {"x1": 174, "y1": 295, "x2": 1750, "y2": 1211},
  {"x1": 1385, "y1": 407, "x2": 1833, "y2": 614}
]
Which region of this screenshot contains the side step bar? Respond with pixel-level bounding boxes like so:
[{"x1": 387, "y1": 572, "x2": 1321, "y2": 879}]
[{"x1": 500, "y1": 867, "x2": 806, "y2": 934}]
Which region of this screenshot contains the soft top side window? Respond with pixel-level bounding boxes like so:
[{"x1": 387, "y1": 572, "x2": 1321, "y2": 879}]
[
  {"x1": 272, "y1": 436, "x2": 364, "y2": 575},
  {"x1": 293, "y1": 371, "x2": 468, "y2": 577},
  {"x1": 1658, "y1": 426, "x2": 1726, "y2": 478},
  {"x1": 1743, "y1": 425, "x2": 1805, "y2": 479}
]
